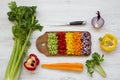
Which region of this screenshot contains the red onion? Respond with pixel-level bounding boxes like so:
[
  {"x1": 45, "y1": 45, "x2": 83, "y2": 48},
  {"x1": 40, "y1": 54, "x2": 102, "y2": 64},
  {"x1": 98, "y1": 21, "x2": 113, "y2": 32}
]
[{"x1": 91, "y1": 11, "x2": 104, "y2": 29}]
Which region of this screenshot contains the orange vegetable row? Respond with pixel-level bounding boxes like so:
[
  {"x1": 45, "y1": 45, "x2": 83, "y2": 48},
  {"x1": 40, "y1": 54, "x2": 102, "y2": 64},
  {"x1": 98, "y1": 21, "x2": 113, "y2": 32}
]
[{"x1": 73, "y1": 32, "x2": 82, "y2": 55}]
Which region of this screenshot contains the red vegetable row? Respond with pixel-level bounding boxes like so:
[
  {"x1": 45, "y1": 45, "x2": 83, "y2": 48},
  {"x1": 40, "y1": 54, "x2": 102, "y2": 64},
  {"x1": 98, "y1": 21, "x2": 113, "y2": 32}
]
[{"x1": 57, "y1": 32, "x2": 66, "y2": 55}]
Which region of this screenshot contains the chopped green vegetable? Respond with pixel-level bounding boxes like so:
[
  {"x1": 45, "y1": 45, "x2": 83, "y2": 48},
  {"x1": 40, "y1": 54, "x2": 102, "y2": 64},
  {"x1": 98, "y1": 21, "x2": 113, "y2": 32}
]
[
  {"x1": 86, "y1": 52, "x2": 106, "y2": 77},
  {"x1": 47, "y1": 33, "x2": 58, "y2": 54},
  {"x1": 5, "y1": 1, "x2": 43, "y2": 80}
]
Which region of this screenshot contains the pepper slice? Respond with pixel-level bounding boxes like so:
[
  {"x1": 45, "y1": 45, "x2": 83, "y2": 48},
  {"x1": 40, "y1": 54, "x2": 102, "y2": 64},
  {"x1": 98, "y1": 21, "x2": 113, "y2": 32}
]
[
  {"x1": 100, "y1": 34, "x2": 117, "y2": 52},
  {"x1": 24, "y1": 54, "x2": 39, "y2": 71}
]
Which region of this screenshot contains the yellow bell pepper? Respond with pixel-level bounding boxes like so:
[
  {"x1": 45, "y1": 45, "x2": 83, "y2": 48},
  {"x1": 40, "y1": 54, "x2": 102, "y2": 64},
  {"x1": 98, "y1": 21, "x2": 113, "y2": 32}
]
[{"x1": 100, "y1": 34, "x2": 117, "y2": 52}]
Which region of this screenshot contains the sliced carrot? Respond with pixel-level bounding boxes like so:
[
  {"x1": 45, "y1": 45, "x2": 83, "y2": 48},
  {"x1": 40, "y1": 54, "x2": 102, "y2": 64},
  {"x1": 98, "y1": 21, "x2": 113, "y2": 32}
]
[{"x1": 42, "y1": 63, "x2": 83, "y2": 72}]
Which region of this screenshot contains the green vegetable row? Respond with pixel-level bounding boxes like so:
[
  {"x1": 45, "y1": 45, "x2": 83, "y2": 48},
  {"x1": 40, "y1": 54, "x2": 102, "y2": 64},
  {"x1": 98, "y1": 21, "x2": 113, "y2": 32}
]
[{"x1": 47, "y1": 33, "x2": 58, "y2": 54}]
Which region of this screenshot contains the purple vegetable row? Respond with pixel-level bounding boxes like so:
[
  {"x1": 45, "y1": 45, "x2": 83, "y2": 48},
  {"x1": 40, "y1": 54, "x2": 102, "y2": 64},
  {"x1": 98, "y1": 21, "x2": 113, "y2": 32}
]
[{"x1": 81, "y1": 32, "x2": 91, "y2": 55}]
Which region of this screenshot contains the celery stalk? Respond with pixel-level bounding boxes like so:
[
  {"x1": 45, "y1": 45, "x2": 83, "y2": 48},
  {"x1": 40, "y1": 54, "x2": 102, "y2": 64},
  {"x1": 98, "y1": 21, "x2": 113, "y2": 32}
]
[{"x1": 5, "y1": 2, "x2": 43, "y2": 80}]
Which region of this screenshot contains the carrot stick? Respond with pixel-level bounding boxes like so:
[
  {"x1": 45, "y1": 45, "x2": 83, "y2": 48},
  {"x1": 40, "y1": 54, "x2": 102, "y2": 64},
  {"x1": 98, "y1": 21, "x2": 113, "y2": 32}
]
[
  {"x1": 42, "y1": 63, "x2": 83, "y2": 72},
  {"x1": 44, "y1": 63, "x2": 83, "y2": 68},
  {"x1": 42, "y1": 63, "x2": 83, "y2": 68}
]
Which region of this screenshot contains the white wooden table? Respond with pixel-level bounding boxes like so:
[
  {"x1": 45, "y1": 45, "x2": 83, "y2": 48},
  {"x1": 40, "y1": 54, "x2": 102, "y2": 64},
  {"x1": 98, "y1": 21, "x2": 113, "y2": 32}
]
[{"x1": 0, "y1": 0, "x2": 120, "y2": 80}]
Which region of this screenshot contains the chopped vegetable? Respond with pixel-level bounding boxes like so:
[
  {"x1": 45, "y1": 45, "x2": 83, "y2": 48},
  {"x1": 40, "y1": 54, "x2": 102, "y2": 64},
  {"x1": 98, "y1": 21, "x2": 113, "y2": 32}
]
[
  {"x1": 81, "y1": 32, "x2": 91, "y2": 55},
  {"x1": 99, "y1": 34, "x2": 117, "y2": 52},
  {"x1": 24, "y1": 54, "x2": 39, "y2": 71},
  {"x1": 46, "y1": 32, "x2": 91, "y2": 56},
  {"x1": 65, "y1": 32, "x2": 74, "y2": 55},
  {"x1": 47, "y1": 32, "x2": 58, "y2": 54},
  {"x1": 5, "y1": 2, "x2": 43, "y2": 80},
  {"x1": 73, "y1": 32, "x2": 82, "y2": 55},
  {"x1": 42, "y1": 63, "x2": 83, "y2": 72},
  {"x1": 86, "y1": 52, "x2": 106, "y2": 77},
  {"x1": 57, "y1": 32, "x2": 66, "y2": 55}
]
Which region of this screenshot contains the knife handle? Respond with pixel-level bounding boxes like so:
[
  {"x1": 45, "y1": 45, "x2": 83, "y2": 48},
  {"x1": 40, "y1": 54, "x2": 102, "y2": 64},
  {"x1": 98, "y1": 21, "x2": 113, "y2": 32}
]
[{"x1": 69, "y1": 21, "x2": 86, "y2": 25}]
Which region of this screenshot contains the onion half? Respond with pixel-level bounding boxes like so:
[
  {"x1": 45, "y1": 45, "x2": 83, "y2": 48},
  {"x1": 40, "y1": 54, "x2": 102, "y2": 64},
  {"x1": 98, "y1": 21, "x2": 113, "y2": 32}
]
[{"x1": 91, "y1": 11, "x2": 104, "y2": 29}]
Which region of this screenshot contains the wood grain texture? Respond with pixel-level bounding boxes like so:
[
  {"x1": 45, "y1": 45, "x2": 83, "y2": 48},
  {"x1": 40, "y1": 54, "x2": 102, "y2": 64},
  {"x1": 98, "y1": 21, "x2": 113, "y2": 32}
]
[{"x1": 0, "y1": 0, "x2": 120, "y2": 80}]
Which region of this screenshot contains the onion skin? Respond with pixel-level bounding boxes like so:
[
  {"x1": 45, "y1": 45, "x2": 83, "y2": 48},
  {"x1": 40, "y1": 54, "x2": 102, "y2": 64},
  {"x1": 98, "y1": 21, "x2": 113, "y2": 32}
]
[{"x1": 91, "y1": 11, "x2": 105, "y2": 29}]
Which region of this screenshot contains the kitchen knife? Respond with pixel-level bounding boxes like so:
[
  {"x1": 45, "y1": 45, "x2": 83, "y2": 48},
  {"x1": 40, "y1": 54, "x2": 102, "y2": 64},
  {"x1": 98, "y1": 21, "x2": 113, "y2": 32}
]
[{"x1": 48, "y1": 21, "x2": 87, "y2": 26}]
